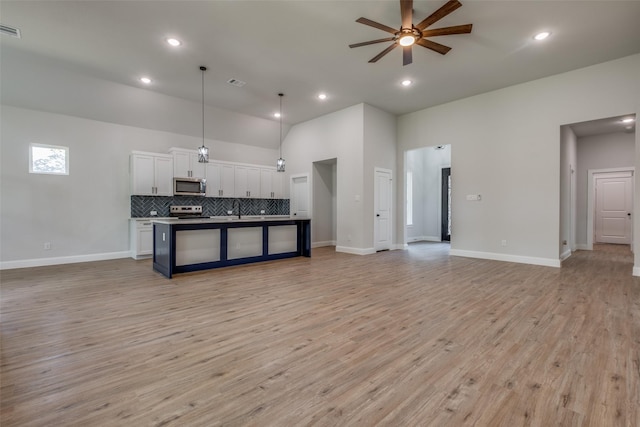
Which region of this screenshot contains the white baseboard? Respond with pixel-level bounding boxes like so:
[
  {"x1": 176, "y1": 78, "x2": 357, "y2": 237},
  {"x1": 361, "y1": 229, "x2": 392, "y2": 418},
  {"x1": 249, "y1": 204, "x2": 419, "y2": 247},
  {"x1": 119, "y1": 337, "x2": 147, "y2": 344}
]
[
  {"x1": 633, "y1": 266, "x2": 640, "y2": 277},
  {"x1": 393, "y1": 243, "x2": 409, "y2": 250},
  {"x1": 449, "y1": 249, "x2": 561, "y2": 268},
  {"x1": 312, "y1": 240, "x2": 336, "y2": 248},
  {"x1": 560, "y1": 249, "x2": 572, "y2": 261},
  {"x1": 335, "y1": 246, "x2": 376, "y2": 256},
  {"x1": 0, "y1": 251, "x2": 132, "y2": 270},
  {"x1": 407, "y1": 235, "x2": 441, "y2": 243},
  {"x1": 575, "y1": 244, "x2": 590, "y2": 251}
]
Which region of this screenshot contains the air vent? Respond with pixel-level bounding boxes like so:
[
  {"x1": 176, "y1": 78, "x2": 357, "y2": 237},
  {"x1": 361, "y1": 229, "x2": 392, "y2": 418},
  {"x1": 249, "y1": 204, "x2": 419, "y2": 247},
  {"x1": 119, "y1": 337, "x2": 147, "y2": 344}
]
[
  {"x1": 227, "y1": 78, "x2": 246, "y2": 87},
  {"x1": 0, "y1": 24, "x2": 21, "y2": 38}
]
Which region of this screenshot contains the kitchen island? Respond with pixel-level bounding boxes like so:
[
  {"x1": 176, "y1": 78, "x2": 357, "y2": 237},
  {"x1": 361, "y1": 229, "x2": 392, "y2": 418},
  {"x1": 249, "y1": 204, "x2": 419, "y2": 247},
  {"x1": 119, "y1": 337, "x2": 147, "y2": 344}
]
[{"x1": 152, "y1": 216, "x2": 311, "y2": 278}]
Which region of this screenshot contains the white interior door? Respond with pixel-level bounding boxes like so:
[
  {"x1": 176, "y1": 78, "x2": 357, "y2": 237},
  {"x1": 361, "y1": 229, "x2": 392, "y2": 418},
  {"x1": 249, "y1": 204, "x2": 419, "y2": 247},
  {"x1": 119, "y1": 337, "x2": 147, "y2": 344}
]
[
  {"x1": 291, "y1": 175, "x2": 309, "y2": 218},
  {"x1": 595, "y1": 172, "x2": 632, "y2": 244},
  {"x1": 374, "y1": 168, "x2": 392, "y2": 251}
]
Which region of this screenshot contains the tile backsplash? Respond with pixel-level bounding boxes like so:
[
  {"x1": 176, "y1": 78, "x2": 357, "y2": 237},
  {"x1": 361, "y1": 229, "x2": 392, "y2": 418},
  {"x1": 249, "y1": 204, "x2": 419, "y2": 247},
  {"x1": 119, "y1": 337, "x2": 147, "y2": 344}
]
[{"x1": 131, "y1": 196, "x2": 289, "y2": 218}]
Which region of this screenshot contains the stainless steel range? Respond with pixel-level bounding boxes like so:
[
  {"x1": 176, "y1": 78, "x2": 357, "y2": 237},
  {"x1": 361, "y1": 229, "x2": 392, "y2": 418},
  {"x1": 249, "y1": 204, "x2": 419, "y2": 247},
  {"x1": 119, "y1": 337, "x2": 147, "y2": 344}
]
[{"x1": 170, "y1": 205, "x2": 205, "y2": 219}]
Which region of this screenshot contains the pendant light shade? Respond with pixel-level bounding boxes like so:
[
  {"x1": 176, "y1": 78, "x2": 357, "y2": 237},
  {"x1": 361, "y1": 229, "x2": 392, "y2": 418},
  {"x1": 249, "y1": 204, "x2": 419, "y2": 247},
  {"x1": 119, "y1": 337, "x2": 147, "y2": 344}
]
[
  {"x1": 276, "y1": 93, "x2": 285, "y2": 172},
  {"x1": 198, "y1": 66, "x2": 209, "y2": 163}
]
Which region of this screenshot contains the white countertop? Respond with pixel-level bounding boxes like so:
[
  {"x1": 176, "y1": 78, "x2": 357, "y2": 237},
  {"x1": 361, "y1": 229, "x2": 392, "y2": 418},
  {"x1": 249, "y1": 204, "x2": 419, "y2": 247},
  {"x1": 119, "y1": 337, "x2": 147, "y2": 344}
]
[{"x1": 148, "y1": 215, "x2": 305, "y2": 224}]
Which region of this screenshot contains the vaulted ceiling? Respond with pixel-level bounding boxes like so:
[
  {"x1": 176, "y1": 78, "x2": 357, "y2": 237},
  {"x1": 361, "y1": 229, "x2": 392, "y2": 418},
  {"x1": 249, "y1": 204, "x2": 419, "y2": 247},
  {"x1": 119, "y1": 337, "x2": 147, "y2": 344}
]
[{"x1": 2, "y1": 0, "x2": 640, "y2": 127}]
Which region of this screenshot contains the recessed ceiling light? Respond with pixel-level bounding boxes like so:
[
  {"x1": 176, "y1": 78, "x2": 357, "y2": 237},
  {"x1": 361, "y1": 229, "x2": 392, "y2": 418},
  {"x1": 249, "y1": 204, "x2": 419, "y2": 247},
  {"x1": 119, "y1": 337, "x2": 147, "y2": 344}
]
[
  {"x1": 317, "y1": 93, "x2": 327, "y2": 100},
  {"x1": 533, "y1": 31, "x2": 551, "y2": 41},
  {"x1": 622, "y1": 118, "x2": 635, "y2": 123},
  {"x1": 139, "y1": 77, "x2": 152, "y2": 84},
  {"x1": 274, "y1": 112, "x2": 281, "y2": 118},
  {"x1": 166, "y1": 38, "x2": 181, "y2": 47},
  {"x1": 401, "y1": 79, "x2": 412, "y2": 86}
]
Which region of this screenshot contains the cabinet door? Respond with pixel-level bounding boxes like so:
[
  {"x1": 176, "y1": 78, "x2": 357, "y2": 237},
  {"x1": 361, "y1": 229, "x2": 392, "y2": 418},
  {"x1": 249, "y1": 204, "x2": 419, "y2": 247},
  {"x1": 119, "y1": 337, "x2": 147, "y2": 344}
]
[
  {"x1": 190, "y1": 153, "x2": 206, "y2": 179},
  {"x1": 272, "y1": 171, "x2": 283, "y2": 198},
  {"x1": 173, "y1": 151, "x2": 191, "y2": 178},
  {"x1": 234, "y1": 166, "x2": 248, "y2": 197},
  {"x1": 221, "y1": 164, "x2": 235, "y2": 197},
  {"x1": 260, "y1": 169, "x2": 273, "y2": 198},
  {"x1": 131, "y1": 154, "x2": 155, "y2": 195},
  {"x1": 205, "y1": 162, "x2": 222, "y2": 197},
  {"x1": 247, "y1": 167, "x2": 261, "y2": 198},
  {"x1": 154, "y1": 156, "x2": 174, "y2": 196},
  {"x1": 138, "y1": 225, "x2": 154, "y2": 255}
]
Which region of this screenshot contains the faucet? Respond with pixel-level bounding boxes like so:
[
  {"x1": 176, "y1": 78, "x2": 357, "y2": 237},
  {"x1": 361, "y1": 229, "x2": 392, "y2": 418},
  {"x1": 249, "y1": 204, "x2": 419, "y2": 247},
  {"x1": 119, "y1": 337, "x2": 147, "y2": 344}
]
[{"x1": 232, "y1": 199, "x2": 242, "y2": 219}]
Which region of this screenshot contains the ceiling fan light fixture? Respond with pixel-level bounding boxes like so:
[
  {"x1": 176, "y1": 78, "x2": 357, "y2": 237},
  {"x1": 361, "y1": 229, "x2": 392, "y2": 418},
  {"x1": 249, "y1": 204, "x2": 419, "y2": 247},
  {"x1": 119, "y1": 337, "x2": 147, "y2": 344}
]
[{"x1": 399, "y1": 34, "x2": 416, "y2": 46}]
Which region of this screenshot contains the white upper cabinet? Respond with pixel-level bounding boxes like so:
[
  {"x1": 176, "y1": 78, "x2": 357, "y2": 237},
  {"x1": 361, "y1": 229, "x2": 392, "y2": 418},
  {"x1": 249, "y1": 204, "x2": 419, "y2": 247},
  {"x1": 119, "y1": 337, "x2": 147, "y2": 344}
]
[
  {"x1": 170, "y1": 148, "x2": 205, "y2": 179},
  {"x1": 235, "y1": 166, "x2": 260, "y2": 198},
  {"x1": 130, "y1": 152, "x2": 174, "y2": 196},
  {"x1": 205, "y1": 162, "x2": 235, "y2": 198},
  {"x1": 260, "y1": 168, "x2": 283, "y2": 199}
]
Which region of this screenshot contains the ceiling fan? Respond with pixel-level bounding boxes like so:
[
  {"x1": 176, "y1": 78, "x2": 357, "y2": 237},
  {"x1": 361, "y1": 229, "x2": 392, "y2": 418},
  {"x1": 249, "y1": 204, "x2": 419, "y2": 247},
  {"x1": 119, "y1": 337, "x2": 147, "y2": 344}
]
[{"x1": 349, "y1": 0, "x2": 472, "y2": 66}]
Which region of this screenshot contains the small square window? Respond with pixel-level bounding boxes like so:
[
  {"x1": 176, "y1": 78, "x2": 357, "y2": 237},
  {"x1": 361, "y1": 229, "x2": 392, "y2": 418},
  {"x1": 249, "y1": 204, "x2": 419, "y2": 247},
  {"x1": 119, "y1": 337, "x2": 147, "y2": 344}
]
[{"x1": 29, "y1": 143, "x2": 69, "y2": 175}]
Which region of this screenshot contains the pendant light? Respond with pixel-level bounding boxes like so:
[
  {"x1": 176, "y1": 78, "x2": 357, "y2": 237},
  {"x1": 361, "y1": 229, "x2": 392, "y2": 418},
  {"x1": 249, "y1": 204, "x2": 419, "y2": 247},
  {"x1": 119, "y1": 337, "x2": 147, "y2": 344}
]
[
  {"x1": 276, "y1": 93, "x2": 285, "y2": 172},
  {"x1": 197, "y1": 66, "x2": 209, "y2": 163}
]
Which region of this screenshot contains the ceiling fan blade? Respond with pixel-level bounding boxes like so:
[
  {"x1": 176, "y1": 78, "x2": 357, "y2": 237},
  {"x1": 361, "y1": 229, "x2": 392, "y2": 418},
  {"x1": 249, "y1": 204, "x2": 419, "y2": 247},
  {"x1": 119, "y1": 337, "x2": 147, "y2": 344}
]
[
  {"x1": 403, "y1": 46, "x2": 413, "y2": 66},
  {"x1": 349, "y1": 37, "x2": 396, "y2": 48},
  {"x1": 421, "y1": 23, "x2": 472, "y2": 37},
  {"x1": 400, "y1": 0, "x2": 413, "y2": 29},
  {"x1": 369, "y1": 43, "x2": 398, "y2": 63},
  {"x1": 416, "y1": 0, "x2": 462, "y2": 31},
  {"x1": 416, "y1": 38, "x2": 452, "y2": 55},
  {"x1": 356, "y1": 17, "x2": 398, "y2": 35}
]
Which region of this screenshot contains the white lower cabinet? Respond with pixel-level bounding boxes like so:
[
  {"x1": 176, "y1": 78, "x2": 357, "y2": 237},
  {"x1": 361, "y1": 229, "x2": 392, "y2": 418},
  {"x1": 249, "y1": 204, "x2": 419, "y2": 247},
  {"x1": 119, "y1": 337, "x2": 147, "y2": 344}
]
[{"x1": 130, "y1": 219, "x2": 154, "y2": 259}]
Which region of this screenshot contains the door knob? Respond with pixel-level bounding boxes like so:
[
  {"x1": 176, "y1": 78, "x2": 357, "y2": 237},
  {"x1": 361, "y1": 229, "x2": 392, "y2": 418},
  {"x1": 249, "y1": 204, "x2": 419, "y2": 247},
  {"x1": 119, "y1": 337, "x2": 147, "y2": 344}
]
[
  {"x1": 628, "y1": 213, "x2": 631, "y2": 216},
  {"x1": 376, "y1": 214, "x2": 380, "y2": 217}
]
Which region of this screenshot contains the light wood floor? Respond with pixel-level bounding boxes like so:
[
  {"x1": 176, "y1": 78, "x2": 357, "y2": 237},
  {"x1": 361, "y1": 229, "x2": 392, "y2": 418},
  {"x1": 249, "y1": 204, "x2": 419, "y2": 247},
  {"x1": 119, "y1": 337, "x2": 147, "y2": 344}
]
[{"x1": 1, "y1": 244, "x2": 639, "y2": 426}]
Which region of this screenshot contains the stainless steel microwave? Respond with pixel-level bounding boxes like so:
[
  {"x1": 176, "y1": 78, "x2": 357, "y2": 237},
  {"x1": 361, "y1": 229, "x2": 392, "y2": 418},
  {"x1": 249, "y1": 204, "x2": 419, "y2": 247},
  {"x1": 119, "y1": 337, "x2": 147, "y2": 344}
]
[{"x1": 173, "y1": 177, "x2": 206, "y2": 196}]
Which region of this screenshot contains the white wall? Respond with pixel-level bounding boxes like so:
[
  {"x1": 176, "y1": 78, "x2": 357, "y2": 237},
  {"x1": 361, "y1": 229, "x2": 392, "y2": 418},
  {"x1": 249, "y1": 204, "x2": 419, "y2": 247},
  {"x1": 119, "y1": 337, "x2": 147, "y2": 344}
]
[
  {"x1": 363, "y1": 104, "x2": 397, "y2": 249},
  {"x1": 559, "y1": 125, "x2": 578, "y2": 258},
  {"x1": 575, "y1": 131, "x2": 635, "y2": 246},
  {"x1": 397, "y1": 54, "x2": 640, "y2": 268},
  {"x1": 0, "y1": 105, "x2": 278, "y2": 267},
  {"x1": 283, "y1": 104, "x2": 366, "y2": 252}
]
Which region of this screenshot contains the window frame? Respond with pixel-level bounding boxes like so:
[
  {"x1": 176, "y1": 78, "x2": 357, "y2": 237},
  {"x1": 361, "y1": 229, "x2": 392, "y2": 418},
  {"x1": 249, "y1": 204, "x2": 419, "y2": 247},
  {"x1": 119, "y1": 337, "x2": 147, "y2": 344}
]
[{"x1": 29, "y1": 143, "x2": 69, "y2": 175}]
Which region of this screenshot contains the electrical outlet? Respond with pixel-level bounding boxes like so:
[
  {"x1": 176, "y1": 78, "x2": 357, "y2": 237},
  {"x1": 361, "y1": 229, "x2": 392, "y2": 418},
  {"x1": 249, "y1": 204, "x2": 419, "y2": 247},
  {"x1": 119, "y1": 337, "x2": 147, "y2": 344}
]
[
  {"x1": 150, "y1": 210, "x2": 157, "y2": 216},
  {"x1": 43, "y1": 242, "x2": 51, "y2": 250},
  {"x1": 260, "y1": 210, "x2": 265, "y2": 214},
  {"x1": 501, "y1": 240, "x2": 507, "y2": 247},
  {"x1": 227, "y1": 210, "x2": 233, "y2": 215}
]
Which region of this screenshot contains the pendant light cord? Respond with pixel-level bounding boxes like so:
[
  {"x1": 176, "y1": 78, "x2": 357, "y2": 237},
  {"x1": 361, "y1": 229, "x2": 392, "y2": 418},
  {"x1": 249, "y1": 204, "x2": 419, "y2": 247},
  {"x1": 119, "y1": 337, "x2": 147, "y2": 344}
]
[
  {"x1": 279, "y1": 93, "x2": 283, "y2": 158},
  {"x1": 201, "y1": 67, "x2": 206, "y2": 147}
]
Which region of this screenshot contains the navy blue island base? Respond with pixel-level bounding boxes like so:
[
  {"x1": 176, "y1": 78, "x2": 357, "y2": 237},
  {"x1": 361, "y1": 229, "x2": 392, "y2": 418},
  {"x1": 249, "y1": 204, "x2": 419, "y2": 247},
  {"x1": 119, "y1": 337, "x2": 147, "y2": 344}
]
[{"x1": 152, "y1": 217, "x2": 311, "y2": 278}]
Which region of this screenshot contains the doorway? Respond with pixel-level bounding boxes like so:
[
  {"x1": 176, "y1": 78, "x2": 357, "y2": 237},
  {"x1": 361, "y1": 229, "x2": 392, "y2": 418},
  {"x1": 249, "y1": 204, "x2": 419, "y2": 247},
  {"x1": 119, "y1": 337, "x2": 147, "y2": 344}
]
[
  {"x1": 587, "y1": 169, "x2": 634, "y2": 248},
  {"x1": 290, "y1": 174, "x2": 310, "y2": 218},
  {"x1": 404, "y1": 145, "x2": 451, "y2": 244},
  {"x1": 441, "y1": 167, "x2": 451, "y2": 241},
  {"x1": 312, "y1": 160, "x2": 337, "y2": 248}
]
